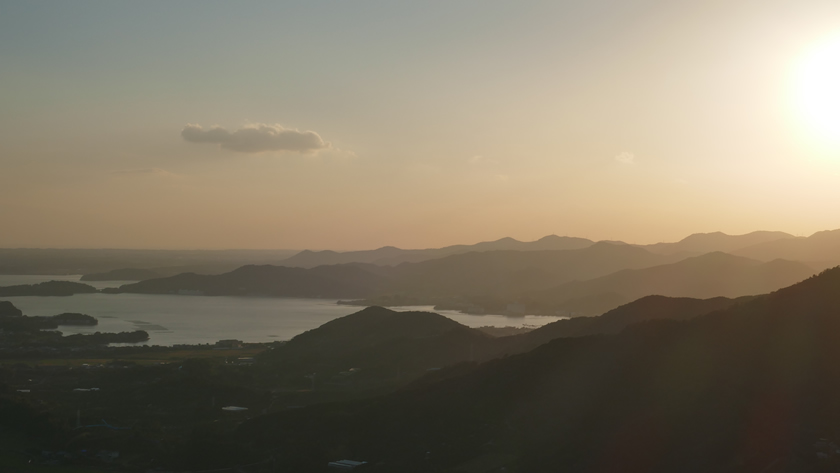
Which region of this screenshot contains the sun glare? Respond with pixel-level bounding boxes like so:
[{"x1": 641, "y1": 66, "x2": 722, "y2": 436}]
[{"x1": 794, "y1": 34, "x2": 840, "y2": 146}]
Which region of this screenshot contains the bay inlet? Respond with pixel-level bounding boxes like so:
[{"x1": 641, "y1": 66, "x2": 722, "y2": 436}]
[{"x1": 0, "y1": 275, "x2": 564, "y2": 346}]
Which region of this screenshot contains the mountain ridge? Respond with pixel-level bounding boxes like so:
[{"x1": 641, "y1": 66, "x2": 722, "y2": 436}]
[
  {"x1": 279, "y1": 230, "x2": 807, "y2": 268},
  {"x1": 641, "y1": 230, "x2": 795, "y2": 256},
  {"x1": 518, "y1": 252, "x2": 815, "y2": 315},
  {"x1": 112, "y1": 243, "x2": 681, "y2": 311},
  {"x1": 280, "y1": 235, "x2": 596, "y2": 268},
  {"x1": 734, "y1": 228, "x2": 840, "y2": 269}
]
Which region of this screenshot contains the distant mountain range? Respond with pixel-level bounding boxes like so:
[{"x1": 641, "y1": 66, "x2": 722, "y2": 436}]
[
  {"x1": 37, "y1": 228, "x2": 835, "y2": 319},
  {"x1": 640, "y1": 230, "x2": 795, "y2": 255},
  {"x1": 279, "y1": 235, "x2": 595, "y2": 268},
  {"x1": 278, "y1": 230, "x2": 806, "y2": 268},
  {"x1": 110, "y1": 245, "x2": 816, "y2": 318},
  {"x1": 733, "y1": 228, "x2": 840, "y2": 269},
  {"x1": 111, "y1": 243, "x2": 682, "y2": 307},
  {"x1": 382, "y1": 241, "x2": 679, "y2": 298},
  {"x1": 518, "y1": 252, "x2": 815, "y2": 315},
  {"x1": 4, "y1": 229, "x2": 837, "y2": 284},
  {"x1": 108, "y1": 264, "x2": 391, "y2": 299}
]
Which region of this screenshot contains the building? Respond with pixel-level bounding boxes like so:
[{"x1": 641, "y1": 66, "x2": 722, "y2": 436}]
[{"x1": 327, "y1": 459, "x2": 367, "y2": 470}]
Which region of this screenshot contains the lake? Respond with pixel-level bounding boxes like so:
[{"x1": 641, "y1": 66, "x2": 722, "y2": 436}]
[{"x1": 0, "y1": 275, "x2": 564, "y2": 346}]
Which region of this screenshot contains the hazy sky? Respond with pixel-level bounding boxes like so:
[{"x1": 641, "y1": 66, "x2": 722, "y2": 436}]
[{"x1": 2, "y1": 0, "x2": 840, "y2": 250}]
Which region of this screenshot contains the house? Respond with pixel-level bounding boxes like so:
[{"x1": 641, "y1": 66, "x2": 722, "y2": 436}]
[
  {"x1": 215, "y1": 339, "x2": 243, "y2": 349},
  {"x1": 328, "y1": 459, "x2": 367, "y2": 470},
  {"x1": 221, "y1": 406, "x2": 248, "y2": 412}
]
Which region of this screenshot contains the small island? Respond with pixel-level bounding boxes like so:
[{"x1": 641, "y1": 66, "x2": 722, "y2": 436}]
[
  {"x1": 0, "y1": 303, "x2": 139, "y2": 347},
  {"x1": 51, "y1": 312, "x2": 98, "y2": 326},
  {"x1": 0, "y1": 307, "x2": 99, "y2": 331},
  {"x1": 0, "y1": 281, "x2": 98, "y2": 297},
  {"x1": 81, "y1": 268, "x2": 161, "y2": 281},
  {"x1": 3, "y1": 329, "x2": 151, "y2": 348},
  {"x1": 60, "y1": 330, "x2": 150, "y2": 345}
]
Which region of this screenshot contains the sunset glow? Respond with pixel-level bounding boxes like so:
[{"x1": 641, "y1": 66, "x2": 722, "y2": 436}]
[
  {"x1": 1, "y1": 2, "x2": 840, "y2": 249},
  {"x1": 794, "y1": 34, "x2": 840, "y2": 146},
  {"x1": 4, "y1": 3, "x2": 840, "y2": 471}
]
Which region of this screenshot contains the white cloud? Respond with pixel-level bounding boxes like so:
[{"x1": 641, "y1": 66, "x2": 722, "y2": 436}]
[
  {"x1": 181, "y1": 123, "x2": 328, "y2": 154},
  {"x1": 615, "y1": 151, "x2": 635, "y2": 164}
]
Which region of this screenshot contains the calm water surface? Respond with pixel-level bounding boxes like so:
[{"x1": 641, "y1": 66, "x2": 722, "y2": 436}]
[{"x1": 0, "y1": 275, "x2": 563, "y2": 345}]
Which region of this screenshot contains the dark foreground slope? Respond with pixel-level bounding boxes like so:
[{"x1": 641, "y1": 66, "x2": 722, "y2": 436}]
[{"x1": 240, "y1": 267, "x2": 840, "y2": 473}]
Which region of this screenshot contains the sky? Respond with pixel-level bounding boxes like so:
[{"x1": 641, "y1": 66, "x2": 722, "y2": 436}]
[{"x1": 1, "y1": 0, "x2": 840, "y2": 250}]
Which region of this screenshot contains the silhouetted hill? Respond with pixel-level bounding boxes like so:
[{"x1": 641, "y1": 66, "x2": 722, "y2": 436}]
[
  {"x1": 80, "y1": 268, "x2": 162, "y2": 281},
  {"x1": 642, "y1": 230, "x2": 795, "y2": 256},
  {"x1": 265, "y1": 296, "x2": 748, "y2": 382},
  {"x1": 491, "y1": 294, "x2": 754, "y2": 357},
  {"x1": 281, "y1": 235, "x2": 595, "y2": 268},
  {"x1": 0, "y1": 281, "x2": 98, "y2": 297},
  {"x1": 239, "y1": 267, "x2": 840, "y2": 472},
  {"x1": 734, "y1": 228, "x2": 840, "y2": 270},
  {"x1": 520, "y1": 252, "x2": 815, "y2": 315},
  {"x1": 0, "y1": 301, "x2": 22, "y2": 317},
  {"x1": 112, "y1": 264, "x2": 390, "y2": 299},
  {"x1": 260, "y1": 306, "x2": 492, "y2": 381}
]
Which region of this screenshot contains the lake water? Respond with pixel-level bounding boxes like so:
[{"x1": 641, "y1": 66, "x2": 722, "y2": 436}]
[{"x1": 0, "y1": 275, "x2": 563, "y2": 346}]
